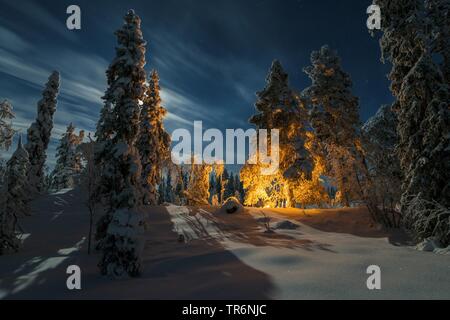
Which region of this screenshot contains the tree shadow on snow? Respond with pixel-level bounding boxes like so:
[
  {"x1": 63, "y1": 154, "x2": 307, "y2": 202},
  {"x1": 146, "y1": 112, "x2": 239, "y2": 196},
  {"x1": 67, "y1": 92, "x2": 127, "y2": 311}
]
[
  {"x1": 268, "y1": 207, "x2": 413, "y2": 246},
  {"x1": 138, "y1": 206, "x2": 276, "y2": 299},
  {"x1": 183, "y1": 206, "x2": 335, "y2": 253},
  {"x1": 0, "y1": 188, "x2": 90, "y2": 299}
]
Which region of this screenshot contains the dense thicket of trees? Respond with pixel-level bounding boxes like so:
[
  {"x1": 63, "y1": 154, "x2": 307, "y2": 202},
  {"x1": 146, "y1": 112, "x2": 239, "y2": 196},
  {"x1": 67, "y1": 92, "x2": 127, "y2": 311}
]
[
  {"x1": 373, "y1": 0, "x2": 450, "y2": 244},
  {"x1": 361, "y1": 104, "x2": 402, "y2": 226}
]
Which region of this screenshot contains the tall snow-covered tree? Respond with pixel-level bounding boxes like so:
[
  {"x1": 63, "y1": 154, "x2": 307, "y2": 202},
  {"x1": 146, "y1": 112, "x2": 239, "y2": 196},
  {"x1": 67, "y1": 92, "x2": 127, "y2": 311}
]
[
  {"x1": 373, "y1": 0, "x2": 450, "y2": 244},
  {"x1": 302, "y1": 46, "x2": 362, "y2": 207},
  {"x1": 137, "y1": 70, "x2": 171, "y2": 205},
  {"x1": 362, "y1": 105, "x2": 402, "y2": 226},
  {"x1": 0, "y1": 136, "x2": 30, "y2": 254},
  {"x1": 94, "y1": 10, "x2": 147, "y2": 277},
  {"x1": 398, "y1": 54, "x2": 450, "y2": 239},
  {"x1": 51, "y1": 123, "x2": 84, "y2": 190},
  {"x1": 242, "y1": 60, "x2": 313, "y2": 207},
  {"x1": 0, "y1": 99, "x2": 15, "y2": 151},
  {"x1": 25, "y1": 71, "x2": 60, "y2": 194}
]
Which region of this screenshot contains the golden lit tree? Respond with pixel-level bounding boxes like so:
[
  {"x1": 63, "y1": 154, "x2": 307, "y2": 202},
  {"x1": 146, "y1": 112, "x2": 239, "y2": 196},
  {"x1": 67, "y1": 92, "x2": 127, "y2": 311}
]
[
  {"x1": 185, "y1": 155, "x2": 213, "y2": 206},
  {"x1": 302, "y1": 46, "x2": 362, "y2": 207},
  {"x1": 290, "y1": 131, "x2": 329, "y2": 207},
  {"x1": 138, "y1": 70, "x2": 171, "y2": 205},
  {"x1": 241, "y1": 60, "x2": 313, "y2": 208},
  {"x1": 241, "y1": 154, "x2": 289, "y2": 207}
]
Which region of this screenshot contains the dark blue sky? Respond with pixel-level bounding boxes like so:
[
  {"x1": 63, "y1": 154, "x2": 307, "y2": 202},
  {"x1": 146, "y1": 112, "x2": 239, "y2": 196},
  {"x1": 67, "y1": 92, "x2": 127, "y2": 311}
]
[{"x1": 0, "y1": 0, "x2": 393, "y2": 166}]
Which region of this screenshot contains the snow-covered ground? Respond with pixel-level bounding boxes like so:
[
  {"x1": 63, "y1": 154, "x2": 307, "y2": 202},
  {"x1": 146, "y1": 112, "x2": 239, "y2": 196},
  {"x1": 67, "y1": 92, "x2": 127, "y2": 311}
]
[{"x1": 0, "y1": 189, "x2": 449, "y2": 299}]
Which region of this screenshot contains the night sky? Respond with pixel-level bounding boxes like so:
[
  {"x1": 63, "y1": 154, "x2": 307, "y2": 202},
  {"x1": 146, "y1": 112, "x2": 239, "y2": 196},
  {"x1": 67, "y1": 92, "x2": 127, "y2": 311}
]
[{"x1": 0, "y1": 0, "x2": 394, "y2": 167}]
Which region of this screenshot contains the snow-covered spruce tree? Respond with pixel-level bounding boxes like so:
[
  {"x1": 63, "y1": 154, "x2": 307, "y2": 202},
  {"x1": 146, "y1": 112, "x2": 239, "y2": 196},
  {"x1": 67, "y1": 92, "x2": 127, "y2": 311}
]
[
  {"x1": 398, "y1": 54, "x2": 450, "y2": 241},
  {"x1": 302, "y1": 46, "x2": 362, "y2": 207},
  {"x1": 362, "y1": 105, "x2": 402, "y2": 226},
  {"x1": 373, "y1": 0, "x2": 450, "y2": 243},
  {"x1": 0, "y1": 99, "x2": 15, "y2": 151},
  {"x1": 0, "y1": 136, "x2": 30, "y2": 254},
  {"x1": 95, "y1": 10, "x2": 147, "y2": 277},
  {"x1": 251, "y1": 61, "x2": 313, "y2": 184},
  {"x1": 25, "y1": 71, "x2": 60, "y2": 194},
  {"x1": 51, "y1": 123, "x2": 84, "y2": 190},
  {"x1": 137, "y1": 70, "x2": 171, "y2": 205},
  {"x1": 242, "y1": 60, "x2": 313, "y2": 207}
]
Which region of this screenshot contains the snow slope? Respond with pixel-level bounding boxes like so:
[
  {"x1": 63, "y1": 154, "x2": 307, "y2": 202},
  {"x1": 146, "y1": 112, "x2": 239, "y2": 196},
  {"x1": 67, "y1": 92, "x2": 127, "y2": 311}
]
[{"x1": 0, "y1": 189, "x2": 449, "y2": 299}]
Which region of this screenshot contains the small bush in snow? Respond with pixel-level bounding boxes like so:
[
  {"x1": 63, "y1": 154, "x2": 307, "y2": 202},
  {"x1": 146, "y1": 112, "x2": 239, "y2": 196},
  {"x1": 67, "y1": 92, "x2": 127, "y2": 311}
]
[{"x1": 274, "y1": 220, "x2": 299, "y2": 230}]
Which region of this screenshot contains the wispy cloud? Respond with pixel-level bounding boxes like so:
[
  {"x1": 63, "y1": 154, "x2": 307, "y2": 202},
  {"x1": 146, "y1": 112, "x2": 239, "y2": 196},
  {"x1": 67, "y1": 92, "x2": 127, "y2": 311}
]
[
  {"x1": 0, "y1": 0, "x2": 78, "y2": 42},
  {"x1": 0, "y1": 26, "x2": 30, "y2": 53}
]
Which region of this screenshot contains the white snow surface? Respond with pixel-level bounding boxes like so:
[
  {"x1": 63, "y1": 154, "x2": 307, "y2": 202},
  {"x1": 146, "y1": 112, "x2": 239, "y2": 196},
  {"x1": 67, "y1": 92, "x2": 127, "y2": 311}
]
[{"x1": 0, "y1": 189, "x2": 449, "y2": 299}]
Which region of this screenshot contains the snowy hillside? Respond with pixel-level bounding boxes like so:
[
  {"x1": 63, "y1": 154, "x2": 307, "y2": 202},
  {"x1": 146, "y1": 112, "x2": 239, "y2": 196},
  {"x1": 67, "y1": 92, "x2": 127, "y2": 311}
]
[{"x1": 0, "y1": 189, "x2": 449, "y2": 299}]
